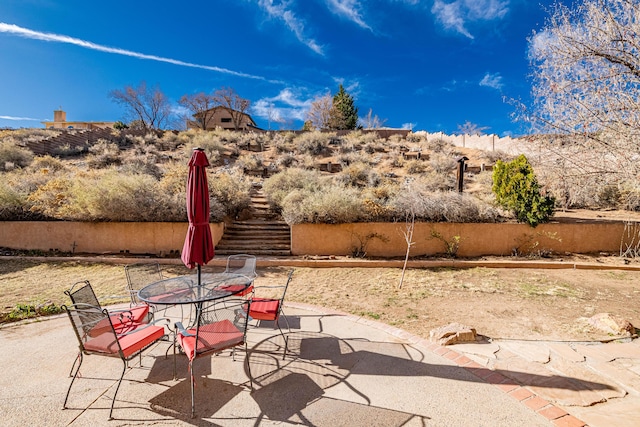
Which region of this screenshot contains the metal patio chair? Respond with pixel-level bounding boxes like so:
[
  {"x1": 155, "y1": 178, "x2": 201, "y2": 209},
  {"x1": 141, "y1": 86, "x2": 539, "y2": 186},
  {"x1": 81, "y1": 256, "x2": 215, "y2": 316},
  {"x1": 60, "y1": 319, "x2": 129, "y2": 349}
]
[
  {"x1": 223, "y1": 254, "x2": 257, "y2": 296},
  {"x1": 124, "y1": 262, "x2": 163, "y2": 307},
  {"x1": 65, "y1": 280, "x2": 151, "y2": 325},
  {"x1": 62, "y1": 303, "x2": 167, "y2": 419},
  {"x1": 174, "y1": 297, "x2": 252, "y2": 418},
  {"x1": 247, "y1": 269, "x2": 294, "y2": 359}
]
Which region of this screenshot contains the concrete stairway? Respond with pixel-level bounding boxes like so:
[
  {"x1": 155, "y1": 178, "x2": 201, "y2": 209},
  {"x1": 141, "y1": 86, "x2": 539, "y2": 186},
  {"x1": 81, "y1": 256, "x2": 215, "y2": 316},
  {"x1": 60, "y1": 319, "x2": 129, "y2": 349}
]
[{"x1": 215, "y1": 183, "x2": 291, "y2": 256}]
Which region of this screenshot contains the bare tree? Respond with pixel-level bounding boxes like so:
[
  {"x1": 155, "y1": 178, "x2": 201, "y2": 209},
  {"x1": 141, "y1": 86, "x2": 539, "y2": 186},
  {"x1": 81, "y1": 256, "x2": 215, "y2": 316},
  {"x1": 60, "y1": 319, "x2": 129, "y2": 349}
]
[
  {"x1": 457, "y1": 120, "x2": 489, "y2": 135},
  {"x1": 305, "y1": 93, "x2": 333, "y2": 130},
  {"x1": 179, "y1": 92, "x2": 217, "y2": 130},
  {"x1": 360, "y1": 108, "x2": 387, "y2": 129},
  {"x1": 109, "y1": 82, "x2": 171, "y2": 130},
  {"x1": 212, "y1": 87, "x2": 251, "y2": 130},
  {"x1": 527, "y1": 0, "x2": 640, "y2": 181}
]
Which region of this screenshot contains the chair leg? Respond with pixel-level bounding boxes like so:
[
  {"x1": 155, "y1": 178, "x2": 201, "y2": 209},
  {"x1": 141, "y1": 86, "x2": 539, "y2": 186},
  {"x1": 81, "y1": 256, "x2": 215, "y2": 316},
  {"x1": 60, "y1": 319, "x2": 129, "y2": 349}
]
[
  {"x1": 189, "y1": 359, "x2": 196, "y2": 418},
  {"x1": 63, "y1": 352, "x2": 83, "y2": 409},
  {"x1": 108, "y1": 359, "x2": 127, "y2": 420},
  {"x1": 68, "y1": 352, "x2": 81, "y2": 377},
  {"x1": 245, "y1": 342, "x2": 253, "y2": 390},
  {"x1": 275, "y1": 319, "x2": 288, "y2": 360}
]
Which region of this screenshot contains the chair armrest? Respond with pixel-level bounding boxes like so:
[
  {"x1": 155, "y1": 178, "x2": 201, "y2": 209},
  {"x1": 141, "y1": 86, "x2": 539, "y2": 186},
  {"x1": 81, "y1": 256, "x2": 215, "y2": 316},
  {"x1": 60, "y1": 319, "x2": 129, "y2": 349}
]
[
  {"x1": 175, "y1": 321, "x2": 194, "y2": 337},
  {"x1": 117, "y1": 317, "x2": 169, "y2": 336}
]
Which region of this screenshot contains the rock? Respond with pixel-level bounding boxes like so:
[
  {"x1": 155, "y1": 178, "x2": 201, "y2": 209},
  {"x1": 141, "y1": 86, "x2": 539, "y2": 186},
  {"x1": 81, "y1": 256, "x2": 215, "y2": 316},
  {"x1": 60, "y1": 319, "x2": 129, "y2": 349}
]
[
  {"x1": 587, "y1": 313, "x2": 635, "y2": 336},
  {"x1": 430, "y1": 322, "x2": 477, "y2": 346}
]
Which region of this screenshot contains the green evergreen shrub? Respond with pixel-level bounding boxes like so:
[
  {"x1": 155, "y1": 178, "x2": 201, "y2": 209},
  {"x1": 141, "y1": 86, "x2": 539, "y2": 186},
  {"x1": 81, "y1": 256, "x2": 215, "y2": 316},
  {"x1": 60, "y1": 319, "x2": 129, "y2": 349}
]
[{"x1": 492, "y1": 154, "x2": 555, "y2": 227}]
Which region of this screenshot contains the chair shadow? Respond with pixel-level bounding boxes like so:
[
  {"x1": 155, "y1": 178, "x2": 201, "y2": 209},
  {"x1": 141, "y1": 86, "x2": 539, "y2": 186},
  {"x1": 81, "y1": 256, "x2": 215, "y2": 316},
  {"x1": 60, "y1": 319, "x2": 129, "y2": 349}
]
[
  {"x1": 244, "y1": 329, "x2": 617, "y2": 424},
  {"x1": 148, "y1": 377, "x2": 243, "y2": 424}
]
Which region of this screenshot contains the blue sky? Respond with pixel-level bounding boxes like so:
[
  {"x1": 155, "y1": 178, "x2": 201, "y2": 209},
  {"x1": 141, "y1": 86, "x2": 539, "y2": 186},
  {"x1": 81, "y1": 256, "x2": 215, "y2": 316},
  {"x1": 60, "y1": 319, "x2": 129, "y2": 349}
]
[{"x1": 0, "y1": 0, "x2": 568, "y2": 136}]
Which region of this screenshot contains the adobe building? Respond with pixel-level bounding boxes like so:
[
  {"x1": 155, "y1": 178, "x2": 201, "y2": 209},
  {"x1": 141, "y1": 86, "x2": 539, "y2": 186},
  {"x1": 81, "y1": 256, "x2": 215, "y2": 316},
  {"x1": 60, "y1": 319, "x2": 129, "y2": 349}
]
[
  {"x1": 188, "y1": 106, "x2": 261, "y2": 131},
  {"x1": 42, "y1": 109, "x2": 115, "y2": 130}
]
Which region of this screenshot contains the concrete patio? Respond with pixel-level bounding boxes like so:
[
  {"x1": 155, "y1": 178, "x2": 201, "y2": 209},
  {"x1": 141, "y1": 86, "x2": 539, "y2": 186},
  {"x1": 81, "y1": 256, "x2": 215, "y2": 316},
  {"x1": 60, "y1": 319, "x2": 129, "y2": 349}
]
[{"x1": 1, "y1": 302, "x2": 639, "y2": 426}]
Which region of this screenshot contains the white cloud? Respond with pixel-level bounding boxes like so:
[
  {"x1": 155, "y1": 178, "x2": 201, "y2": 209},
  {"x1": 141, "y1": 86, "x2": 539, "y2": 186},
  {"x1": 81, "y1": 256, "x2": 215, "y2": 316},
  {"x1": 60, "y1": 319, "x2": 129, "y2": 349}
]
[
  {"x1": 253, "y1": 88, "x2": 314, "y2": 126},
  {"x1": 479, "y1": 72, "x2": 504, "y2": 90},
  {"x1": 402, "y1": 122, "x2": 416, "y2": 130},
  {"x1": 325, "y1": 0, "x2": 372, "y2": 31},
  {"x1": 0, "y1": 115, "x2": 41, "y2": 121},
  {"x1": 258, "y1": 0, "x2": 324, "y2": 55},
  {"x1": 431, "y1": 0, "x2": 509, "y2": 39},
  {"x1": 0, "y1": 22, "x2": 276, "y2": 82}
]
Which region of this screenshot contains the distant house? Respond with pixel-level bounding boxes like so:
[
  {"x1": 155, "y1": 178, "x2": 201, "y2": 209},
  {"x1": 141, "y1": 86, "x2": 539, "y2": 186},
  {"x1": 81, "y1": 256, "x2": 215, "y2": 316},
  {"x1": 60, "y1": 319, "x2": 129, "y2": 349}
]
[
  {"x1": 42, "y1": 109, "x2": 115, "y2": 130},
  {"x1": 188, "y1": 106, "x2": 261, "y2": 131}
]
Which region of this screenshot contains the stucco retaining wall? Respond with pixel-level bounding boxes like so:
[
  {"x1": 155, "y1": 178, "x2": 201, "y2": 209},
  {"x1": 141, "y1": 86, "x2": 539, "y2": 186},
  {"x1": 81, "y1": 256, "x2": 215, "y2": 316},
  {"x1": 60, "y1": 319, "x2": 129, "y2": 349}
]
[
  {"x1": 291, "y1": 222, "x2": 635, "y2": 257},
  {"x1": 0, "y1": 222, "x2": 224, "y2": 256},
  {"x1": 0, "y1": 220, "x2": 636, "y2": 258}
]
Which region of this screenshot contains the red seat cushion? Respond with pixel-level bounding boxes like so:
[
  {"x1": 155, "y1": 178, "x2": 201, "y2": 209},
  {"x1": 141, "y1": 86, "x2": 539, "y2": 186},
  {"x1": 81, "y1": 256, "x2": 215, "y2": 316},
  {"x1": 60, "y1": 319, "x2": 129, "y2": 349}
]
[
  {"x1": 178, "y1": 319, "x2": 243, "y2": 361},
  {"x1": 88, "y1": 305, "x2": 150, "y2": 337},
  {"x1": 84, "y1": 325, "x2": 165, "y2": 359},
  {"x1": 249, "y1": 298, "x2": 280, "y2": 321},
  {"x1": 219, "y1": 284, "x2": 253, "y2": 297}
]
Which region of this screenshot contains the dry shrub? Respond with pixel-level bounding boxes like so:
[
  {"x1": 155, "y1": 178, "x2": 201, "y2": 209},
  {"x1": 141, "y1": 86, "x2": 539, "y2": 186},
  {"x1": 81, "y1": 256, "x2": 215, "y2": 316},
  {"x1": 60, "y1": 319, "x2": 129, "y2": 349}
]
[
  {"x1": 281, "y1": 184, "x2": 364, "y2": 224},
  {"x1": 294, "y1": 131, "x2": 333, "y2": 156},
  {"x1": 87, "y1": 140, "x2": 122, "y2": 168},
  {"x1": 429, "y1": 152, "x2": 457, "y2": 174},
  {"x1": 338, "y1": 161, "x2": 377, "y2": 187},
  {"x1": 208, "y1": 168, "x2": 251, "y2": 219},
  {"x1": 0, "y1": 178, "x2": 28, "y2": 220},
  {"x1": 237, "y1": 153, "x2": 263, "y2": 170},
  {"x1": 179, "y1": 130, "x2": 226, "y2": 164},
  {"x1": 28, "y1": 155, "x2": 66, "y2": 173},
  {"x1": 404, "y1": 159, "x2": 426, "y2": 174},
  {"x1": 391, "y1": 180, "x2": 500, "y2": 222},
  {"x1": 263, "y1": 168, "x2": 323, "y2": 209},
  {"x1": 0, "y1": 140, "x2": 33, "y2": 171}
]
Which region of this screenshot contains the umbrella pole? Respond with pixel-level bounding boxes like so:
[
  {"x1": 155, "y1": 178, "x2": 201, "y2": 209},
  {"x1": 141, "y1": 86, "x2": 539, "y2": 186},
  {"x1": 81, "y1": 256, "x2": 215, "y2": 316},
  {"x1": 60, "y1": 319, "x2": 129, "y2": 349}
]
[{"x1": 197, "y1": 264, "x2": 202, "y2": 299}]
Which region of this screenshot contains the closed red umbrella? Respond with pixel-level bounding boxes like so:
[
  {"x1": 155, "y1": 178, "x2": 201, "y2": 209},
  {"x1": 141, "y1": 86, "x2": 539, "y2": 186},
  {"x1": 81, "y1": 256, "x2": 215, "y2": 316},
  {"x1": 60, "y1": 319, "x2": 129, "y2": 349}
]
[{"x1": 181, "y1": 148, "x2": 215, "y2": 285}]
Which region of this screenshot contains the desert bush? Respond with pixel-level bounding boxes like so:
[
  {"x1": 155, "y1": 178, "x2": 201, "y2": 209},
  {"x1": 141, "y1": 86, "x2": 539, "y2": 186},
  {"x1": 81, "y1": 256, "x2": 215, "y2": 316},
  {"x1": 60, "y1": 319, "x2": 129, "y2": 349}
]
[
  {"x1": 404, "y1": 159, "x2": 427, "y2": 174},
  {"x1": 338, "y1": 161, "x2": 376, "y2": 187},
  {"x1": 281, "y1": 184, "x2": 365, "y2": 224},
  {"x1": 429, "y1": 152, "x2": 457, "y2": 174},
  {"x1": 275, "y1": 152, "x2": 298, "y2": 168},
  {"x1": 263, "y1": 168, "x2": 324, "y2": 209},
  {"x1": 28, "y1": 155, "x2": 66, "y2": 173},
  {"x1": 180, "y1": 130, "x2": 226, "y2": 164},
  {"x1": 0, "y1": 140, "x2": 33, "y2": 171},
  {"x1": 391, "y1": 184, "x2": 499, "y2": 222},
  {"x1": 294, "y1": 131, "x2": 333, "y2": 156},
  {"x1": 26, "y1": 175, "x2": 77, "y2": 220},
  {"x1": 493, "y1": 154, "x2": 555, "y2": 227},
  {"x1": 87, "y1": 139, "x2": 122, "y2": 168},
  {"x1": 79, "y1": 171, "x2": 174, "y2": 221},
  {"x1": 119, "y1": 139, "x2": 163, "y2": 178},
  {"x1": 0, "y1": 129, "x2": 59, "y2": 144},
  {"x1": 208, "y1": 168, "x2": 251, "y2": 219},
  {"x1": 237, "y1": 153, "x2": 263, "y2": 170},
  {"x1": 425, "y1": 138, "x2": 453, "y2": 153},
  {"x1": 0, "y1": 179, "x2": 27, "y2": 220}
]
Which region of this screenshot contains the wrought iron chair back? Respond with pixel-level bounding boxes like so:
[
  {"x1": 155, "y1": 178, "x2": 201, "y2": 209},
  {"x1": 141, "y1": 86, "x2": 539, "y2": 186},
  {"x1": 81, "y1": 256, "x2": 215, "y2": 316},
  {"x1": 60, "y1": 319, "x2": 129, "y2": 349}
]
[
  {"x1": 62, "y1": 303, "x2": 166, "y2": 419},
  {"x1": 124, "y1": 263, "x2": 163, "y2": 306},
  {"x1": 224, "y1": 254, "x2": 257, "y2": 279}
]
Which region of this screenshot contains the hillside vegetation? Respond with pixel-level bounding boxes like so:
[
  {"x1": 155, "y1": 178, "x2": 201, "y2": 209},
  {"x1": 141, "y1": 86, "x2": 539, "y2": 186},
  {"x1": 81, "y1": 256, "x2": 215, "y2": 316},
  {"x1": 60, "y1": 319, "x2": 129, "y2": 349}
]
[{"x1": 0, "y1": 128, "x2": 632, "y2": 224}]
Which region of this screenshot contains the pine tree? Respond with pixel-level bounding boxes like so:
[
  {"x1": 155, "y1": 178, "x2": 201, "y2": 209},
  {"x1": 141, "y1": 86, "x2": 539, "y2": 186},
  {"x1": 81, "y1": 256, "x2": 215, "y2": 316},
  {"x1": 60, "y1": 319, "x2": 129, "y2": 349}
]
[{"x1": 329, "y1": 85, "x2": 358, "y2": 130}]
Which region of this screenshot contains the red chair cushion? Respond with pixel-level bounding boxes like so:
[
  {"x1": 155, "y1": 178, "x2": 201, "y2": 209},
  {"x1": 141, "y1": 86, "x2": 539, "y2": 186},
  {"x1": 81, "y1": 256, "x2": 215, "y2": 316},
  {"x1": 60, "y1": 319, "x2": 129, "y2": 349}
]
[
  {"x1": 219, "y1": 284, "x2": 253, "y2": 297},
  {"x1": 178, "y1": 319, "x2": 243, "y2": 361},
  {"x1": 84, "y1": 325, "x2": 165, "y2": 359},
  {"x1": 249, "y1": 298, "x2": 280, "y2": 321},
  {"x1": 88, "y1": 305, "x2": 150, "y2": 337}
]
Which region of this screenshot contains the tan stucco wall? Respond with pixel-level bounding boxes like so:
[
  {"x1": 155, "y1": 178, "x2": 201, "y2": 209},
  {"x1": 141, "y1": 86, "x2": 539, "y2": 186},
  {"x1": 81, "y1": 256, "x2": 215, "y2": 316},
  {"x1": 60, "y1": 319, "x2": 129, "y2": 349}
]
[
  {"x1": 0, "y1": 221, "x2": 635, "y2": 258},
  {"x1": 0, "y1": 222, "x2": 224, "y2": 255},
  {"x1": 291, "y1": 222, "x2": 633, "y2": 257}
]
